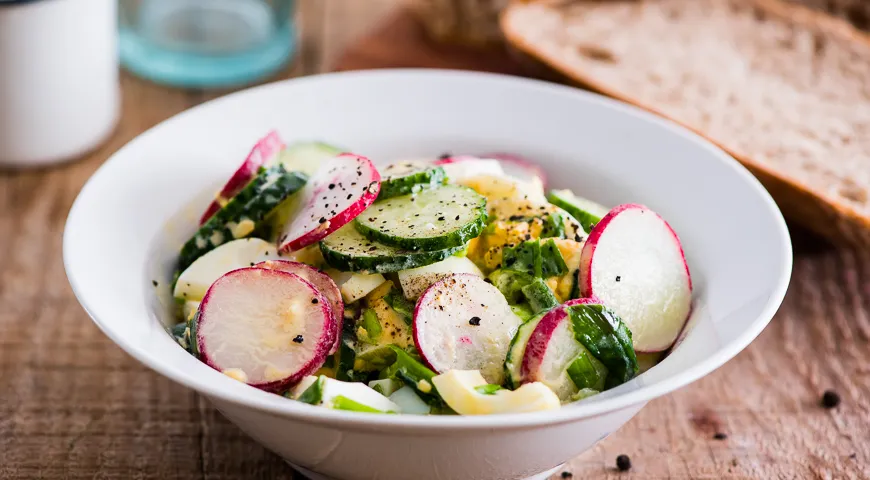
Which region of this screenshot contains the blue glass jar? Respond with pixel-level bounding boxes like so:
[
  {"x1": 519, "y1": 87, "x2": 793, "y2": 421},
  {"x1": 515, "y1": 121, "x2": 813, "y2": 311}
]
[{"x1": 118, "y1": 0, "x2": 296, "y2": 88}]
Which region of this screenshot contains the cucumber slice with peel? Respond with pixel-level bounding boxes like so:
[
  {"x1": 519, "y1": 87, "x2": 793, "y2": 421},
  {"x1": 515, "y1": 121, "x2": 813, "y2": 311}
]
[
  {"x1": 355, "y1": 185, "x2": 487, "y2": 251},
  {"x1": 178, "y1": 165, "x2": 306, "y2": 274},
  {"x1": 320, "y1": 223, "x2": 462, "y2": 273},
  {"x1": 504, "y1": 313, "x2": 545, "y2": 389},
  {"x1": 377, "y1": 161, "x2": 446, "y2": 200},
  {"x1": 547, "y1": 189, "x2": 609, "y2": 232}
]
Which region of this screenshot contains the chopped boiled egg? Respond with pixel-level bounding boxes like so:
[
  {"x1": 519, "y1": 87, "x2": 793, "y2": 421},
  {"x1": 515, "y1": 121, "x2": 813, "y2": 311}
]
[
  {"x1": 431, "y1": 370, "x2": 560, "y2": 415},
  {"x1": 326, "y1": 270, "x2": 387, "y2": 303}
]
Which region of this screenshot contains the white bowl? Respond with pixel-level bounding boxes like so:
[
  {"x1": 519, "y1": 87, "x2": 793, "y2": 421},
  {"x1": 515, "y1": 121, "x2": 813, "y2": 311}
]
[{"x1": 64, "y1": 69, "x2": 792, "y2": 480}]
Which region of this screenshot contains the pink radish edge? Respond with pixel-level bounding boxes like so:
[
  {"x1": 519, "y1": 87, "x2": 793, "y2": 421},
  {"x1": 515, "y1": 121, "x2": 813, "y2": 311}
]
[
  {"x1": 432, "y1": 155, "x2": 480, "y2": 165},
  {"x1": 255, "y1": 259, "x2": 344, "y2": 355},
  {"x1": 279, "y1": 153, "x2": 381, "y2": 252},
  {"x1": 579, "y1": 203, "x2": 692, "y2": 297},
  {"x1": 578, "y1": 203, "x2": 692, "y2": 353},
  {"x1": 200, "y1": 130, "x2": 285, "y2": 224},
  {"x1": 197, "y1": 268, "x2": 335, "y2": 392},
  {"x1": 520, "y1": 298, "x2": 600, "y2": 382}
]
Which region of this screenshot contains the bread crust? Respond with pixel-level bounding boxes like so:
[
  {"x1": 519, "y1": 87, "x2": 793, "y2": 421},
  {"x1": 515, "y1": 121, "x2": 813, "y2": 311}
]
[{"x1": 501, "y1": 0, "x2": 870, "y2": 246}]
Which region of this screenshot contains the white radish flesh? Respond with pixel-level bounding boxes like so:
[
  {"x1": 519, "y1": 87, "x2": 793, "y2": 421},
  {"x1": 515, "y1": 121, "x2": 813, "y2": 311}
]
[
  {"x1": 196, "y1": 268, "x2": 335, "y2": 392},
  {"x1": 257, "y1": 260, "x2": 344, "y2": 355},
  {"x1": 579, "y1": 204, "x2": 692, "y2": 352},
  {"x1": 278, "y1": 153, "x2": 380, "y2": 252},
  {"x1": 173, "y1": 238, "x2": 280, "y2": 301},
  {"x1": 413, "y1": 274, "x2": 522, "y2": 385},
  {"x1": 398, "y1": 255, "x2": 483, "y2": 300}
]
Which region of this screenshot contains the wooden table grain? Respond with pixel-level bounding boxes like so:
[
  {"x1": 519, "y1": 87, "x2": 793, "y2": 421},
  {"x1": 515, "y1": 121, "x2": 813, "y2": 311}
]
[{"x1": 1, "y1": 2, "x2": 868, "y2": 479}]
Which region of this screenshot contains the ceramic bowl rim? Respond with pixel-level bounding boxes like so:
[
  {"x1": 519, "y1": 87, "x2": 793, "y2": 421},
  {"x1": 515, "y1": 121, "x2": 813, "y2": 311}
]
[{"x1": 63, "y1": 69, "x2": 793, "y2": 432}]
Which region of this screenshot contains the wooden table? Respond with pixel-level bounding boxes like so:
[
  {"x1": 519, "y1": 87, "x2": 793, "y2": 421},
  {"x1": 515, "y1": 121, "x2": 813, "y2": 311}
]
[{"x1": 1, "y1": 2, "x2": 868, "y2": 478}]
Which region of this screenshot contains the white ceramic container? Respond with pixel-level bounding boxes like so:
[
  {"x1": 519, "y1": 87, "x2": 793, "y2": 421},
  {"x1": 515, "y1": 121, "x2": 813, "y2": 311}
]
[{"x1": 0, "y1": 0, "x2": 119, "y2": 167}]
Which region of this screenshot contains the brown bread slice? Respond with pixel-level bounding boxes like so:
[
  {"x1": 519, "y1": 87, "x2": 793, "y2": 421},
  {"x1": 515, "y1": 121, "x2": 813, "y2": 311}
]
[
  {"x1": 502, "y1": 0, "x2": 870, "y2": 246},
  {"x1": 785, "y1": 0, "x2": 870, "y2": 30}
]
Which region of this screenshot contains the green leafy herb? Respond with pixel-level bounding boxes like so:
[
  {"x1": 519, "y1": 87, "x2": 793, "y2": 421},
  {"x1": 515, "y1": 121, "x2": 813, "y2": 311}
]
[
  {"x1": 331, "y1": 395, "x2": 392, "y2": 413},
  {"x1": 565, "y1": 350, "x2": 608, "y2": 391},
  {"x1": 361, "y1": 308, "x2": 382, "y2": 343},
  {"x1": 502, "y1": 239, "x2": 568, "y2": 278},
  {"x1": 539, "y1": 239, "x2": 568, "y2": 278},
  {"x1": 296, "y1": 376, "x2": 326, "y2": 405},
  {"x1": 474, "y1": 384, "x2": 504, "y2": 395},
  {"x1": 538, "y1": 211, "x2": 566, "y2": 239},
  {"x1": 567, "y1": 304, "x2": 638, "y2": 388},
  {"x1": 336, "y1": 334, "x2": 358, "y2": 382},
  {"x1": 510, "y1": 303, "x2": 536, "y2": 322},
  {"x1": 521, "y1": 278, "x2": 559, "y2": 314},
  {"x1": 568, "y1": 269, "x2": 581, "y2": 300},
  {"x1": 384, "y1": 290, "x2": 414, "y2": 325},
  {"x1": 489, "y1": 269, "x2": 536, "y2": 304},
  {"x1": 383, "y1": 345, "x2": 443, "y2": 407}
]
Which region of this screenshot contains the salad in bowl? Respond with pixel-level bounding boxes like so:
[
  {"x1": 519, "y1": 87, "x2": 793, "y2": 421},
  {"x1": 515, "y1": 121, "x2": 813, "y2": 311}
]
[{"x1": 169, "y1": 131, "x2": 692, "y2": 416}]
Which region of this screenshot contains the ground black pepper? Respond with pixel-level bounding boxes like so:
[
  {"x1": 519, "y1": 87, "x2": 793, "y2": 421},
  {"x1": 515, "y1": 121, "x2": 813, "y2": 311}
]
[
  {"x1": 469, "y1": 316, "x2": 481, "y2": 326},
  {"x1": 560, "y1": 472, "x2": 572, "y2": 479},
  {"x1": 821, "y1": 390, "x2": 841, "y2": 408},
  {"x1": 616, "y1": 275, "x2": 621, "y2": 282},
  {"x1": 293, "y1": 335, "x2": 304, "y2": 343},
  {"x1": 311, "y1": 298, "x2": 319, "y2": 304},
  {"x1": 616, "y1": 454, "x2": 631, "y2": 471},
  {"x1": 713, "y1": 432, "x2": 727, "y2": 440},
  {"x1": 151, "y1": 280, "x2": 158, "y2": 287}
]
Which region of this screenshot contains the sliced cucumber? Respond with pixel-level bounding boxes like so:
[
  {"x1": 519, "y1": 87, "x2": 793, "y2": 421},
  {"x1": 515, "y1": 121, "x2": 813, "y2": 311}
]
[
  {"x1": 178, "y1": 165, "x2": 307, "y2": 273},
  {"x1": 320, "y1": 223, "x2": 462, "y2": 273},
  {"x1": 355, "y1": 185, "x2": 487, "y2": 251},
  {"x1": 504, "y1": 313, "x2": 545, "y2": 389},
  {"x1": 547, "y1": 189, "x2": 609, "y2": 232},
  {"x1": 377, "y1": 161, "x2": 446, "y2": 200}
]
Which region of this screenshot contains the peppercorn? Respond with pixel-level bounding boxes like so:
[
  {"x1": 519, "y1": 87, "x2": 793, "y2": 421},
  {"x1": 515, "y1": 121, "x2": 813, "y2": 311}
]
[{"x1": 616, "y1": 454, "x2": 631, "y2": 471}]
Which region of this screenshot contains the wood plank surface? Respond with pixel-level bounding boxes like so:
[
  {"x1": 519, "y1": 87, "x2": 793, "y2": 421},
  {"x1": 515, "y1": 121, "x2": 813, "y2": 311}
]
[{"x1": 0, "y1": 2, "x2": 868, "y2": 479}]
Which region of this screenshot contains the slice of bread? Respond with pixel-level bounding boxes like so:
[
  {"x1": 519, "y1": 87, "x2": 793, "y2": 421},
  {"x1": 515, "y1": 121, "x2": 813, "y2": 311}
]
[
  {"x1": 785, "y1": 0, "x2": 870, "y2": 30},
  {"x1": 502, "y1": 0, "x2": 870, "y2": 246}
]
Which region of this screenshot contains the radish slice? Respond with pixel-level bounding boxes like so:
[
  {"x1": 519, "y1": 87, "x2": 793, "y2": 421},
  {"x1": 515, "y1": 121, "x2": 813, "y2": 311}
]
[
  {"x1": 521, "y1": 299, "x2": 599, "y2": 401},
  {"x1": 483, "y1": 152, "x2": 548, "y2": 188},
  {"x1": 413, "y1": 274, "x2": 522, "y2": 385},
  {"x1": 200, "y1": 130, "x2": 285, "y2": 225},
  {"x1": 579, "y1": 204, "x2": 692, "y2": 352},
  {"x1": 256, "y1": 260, "x2": 344, "y2": 355},
  {"x1": 278, "y1": 153, "x2": 380, "y2": 252},
  {"x1": 433, "y1": 156, "x2": 505, "y2": 182},
  {"x1": 196, "y1": 267, "x2": 336, "y2": 392}
]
